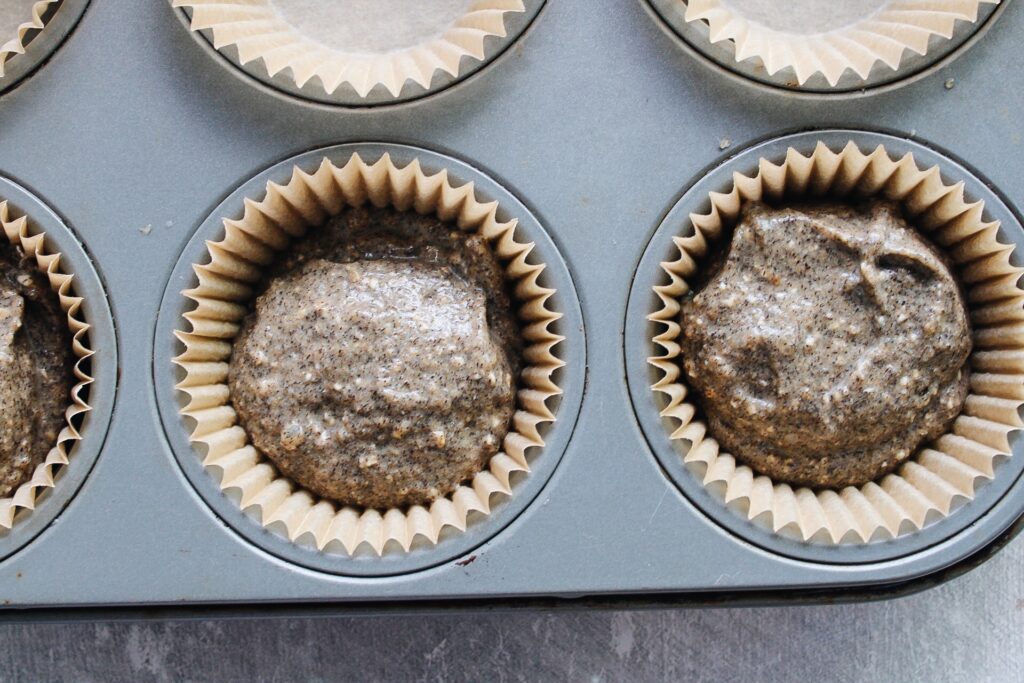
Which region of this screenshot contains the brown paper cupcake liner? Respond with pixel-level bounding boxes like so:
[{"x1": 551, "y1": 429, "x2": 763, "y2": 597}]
[
  {"x1": 0, "y1": 0, "x2": 59, "y2": 78},
  {"x1": 174, "y1": 153, "x2": 564, "y2": 556},
  {"x1": 172, "y1": 0, "x2": 526, "y2": 98},
  {"x1": 649, "y1": 141, "x2": 1024, "y2": 544},
  {"x1": 683, "y1": 0, "x2": 999, "y2": 86},
  {"x1": 0, "y1": 200, "x2": 93, "y2": 530}
]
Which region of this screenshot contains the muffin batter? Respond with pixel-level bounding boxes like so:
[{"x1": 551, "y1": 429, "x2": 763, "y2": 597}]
[
  {"x1": 229, "y1": 207, "x2": 521, "y2": 509},
  {"x1": 0, "y1": 241, "x2": 74, "y2": 499},
  {"x1": 681, "y1": 201, "x2": 971, "y2": 488}
]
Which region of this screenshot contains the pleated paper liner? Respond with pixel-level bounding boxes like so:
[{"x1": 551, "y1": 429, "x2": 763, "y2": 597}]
[
  {"x1": 172, "y1": 0, "x2": 526, "y2": 99},
  {"x1": 174, "y1": 152, "x2": 564, "y2": 556},
  {"x1": 0, "y1": 0, "x2": 59, "y2": 78},
  {"x1": 0, "y1": 200, "x2": 93, "y2": 530},
  {"x1": 681, "y1": 0, "x2": 999, "y2": 87},
  {"x1": 649, "y1": 140, "x2": 1024, "y2": 544}
]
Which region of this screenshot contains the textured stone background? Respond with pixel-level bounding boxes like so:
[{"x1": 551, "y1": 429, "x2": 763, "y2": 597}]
[{"x1": 0, "y1": 535, "x2": 1020, "y2": 682}]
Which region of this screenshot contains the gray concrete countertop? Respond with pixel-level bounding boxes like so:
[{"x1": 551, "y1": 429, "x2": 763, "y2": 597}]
[{"x1": 0, "y1": 533, "x2": 1020, "y2": 681}]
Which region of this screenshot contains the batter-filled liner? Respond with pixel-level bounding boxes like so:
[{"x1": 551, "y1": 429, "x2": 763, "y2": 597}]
[
  {"x1": 649, "y1": 141, "x2": 1024, "y2": 544},
  {"x1": 172, "y1": 0, "x2": 526, "y2": 98},
  {"x1": 0, "y1": 200, "x2": 93, "y2": 530},
  {"x1": 0, "y1": 0, "x2": 60, "y2": 78},
  {"x1": 680, "y1": 0, "x2": 1000, "y2": 86},
  {"x1": 174, "y1": 153, "x2": 564, "y2": 556}
]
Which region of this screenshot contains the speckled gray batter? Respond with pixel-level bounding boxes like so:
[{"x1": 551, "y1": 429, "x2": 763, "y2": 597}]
[
  {"x1": 0, "y1": 241, "x2": 74, "y2": 499},
  {"x1": 229, "y1": 207, "x2": 521, "y2": 509},
  {"x1": 681, "y1": 201, "x2": 971, "y2": 488}
]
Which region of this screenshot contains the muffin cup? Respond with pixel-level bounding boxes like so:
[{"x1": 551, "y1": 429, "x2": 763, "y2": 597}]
[
  {"x1": 653, "y1": 0, "x2": 1002, "y2": 92},
  {"x1": 174, "y1": 152, "x2": 565, "y2": 557},
  {"x1": 648, "y1": 140, "x2": 1024, "y2": 545},
  {"x1": 0, "y1": 0, "x2": 59, "y2": 78},
  {"x1": 0, "y1": 200, "x2": 94, "y2": 530},
  {"x1": 172, "y1": 0, "x2": 530, "y2": 102}
]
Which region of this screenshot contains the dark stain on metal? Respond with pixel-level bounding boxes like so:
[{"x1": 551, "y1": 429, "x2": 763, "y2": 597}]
[{"x1": 456, "y1": 555, "x2": 478, "y2": 567}]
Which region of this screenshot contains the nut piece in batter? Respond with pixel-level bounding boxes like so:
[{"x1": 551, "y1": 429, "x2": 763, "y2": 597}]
[
  {"x1": 681, "y1": 201, "x2": 971, "y2": 489},
  {"x1": 0, "y1": 242, "x2": 74, "y2": 499},
  {"x1": 229, "y1": 207, "x2": 521, "y2": 509}
]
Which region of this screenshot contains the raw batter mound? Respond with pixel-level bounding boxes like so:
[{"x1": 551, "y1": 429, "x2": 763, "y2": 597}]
[
  {"x1": 680, "y1": 201, "x2": 971, "y2": 488},
  {"x1": 229, "y1": 207, "x2": 521, "y2": 509},
  {"x1": 0, "y1": 241, "x2": 74, "y2": 499}
]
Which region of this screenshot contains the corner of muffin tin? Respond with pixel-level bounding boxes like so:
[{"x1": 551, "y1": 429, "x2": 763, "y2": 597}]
[
  {"x1": 625, "y1": 128, "x2": 1024, "y2": 565},
  {"x1": 153, "y1": 142, "x2": 587, "y2": 578},
  {"x1": 643, "y1": 0, "x2": 1007, "y2": 97},
  {"x1": 169, "y1": 0, "x2": 548, "y2": 108},
  {"x1": 0, "y1": 0, "x2": 91, "y2": 97},
  {"x1": 0, "y1": 174, "x2": 117, "y2": 562}
]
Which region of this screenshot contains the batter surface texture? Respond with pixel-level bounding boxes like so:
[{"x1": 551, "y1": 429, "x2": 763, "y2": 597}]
[
  {"x1": 680, "y1": 201, "x2": 971, "y2": 489},
  {"x1": 0, "y1": 241, "x2": 74, "y2": 499},
  {"x1": 229, "y1": 207, "x2": 521, "y2": 509}
]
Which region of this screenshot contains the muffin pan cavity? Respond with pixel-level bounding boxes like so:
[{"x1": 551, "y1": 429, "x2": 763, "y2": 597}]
[
  {"x1": 154, "y1": 143, "x2": 585, "y2": 577},
  {"x1": 627, "y1": 129, "x2": 1024, "y2": 564},
  {"x1": 0, "y1": 175, "x2": 116, "y2": 562}
]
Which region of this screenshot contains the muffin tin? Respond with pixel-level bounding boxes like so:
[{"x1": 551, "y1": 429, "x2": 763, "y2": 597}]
[{"x1": 0, "y1": 0, "x2": 1021, "y2": 609}]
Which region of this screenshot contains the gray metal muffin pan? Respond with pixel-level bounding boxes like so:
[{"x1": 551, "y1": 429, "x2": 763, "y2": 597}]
[
  {"x1": 625, "y1": 129, "x2": 1024, "y2": 566},
  {"x1": 153, "y1": 142, "x2": 586, "y2": 578},
  {"x1": 0, "y1": 0, "x2": 1021, "y2": 608}
]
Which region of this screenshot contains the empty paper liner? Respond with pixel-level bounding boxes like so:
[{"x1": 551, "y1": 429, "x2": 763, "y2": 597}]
[
  {"x1": 681, "y1": 0, "x2": 1000, "y2": 86},
  {"x1": 172, "y1": 0, "x2": 527, "y2": 99},
  {"x1": 649, "y1": 140, "x2": 1024, "y2": 544}
]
